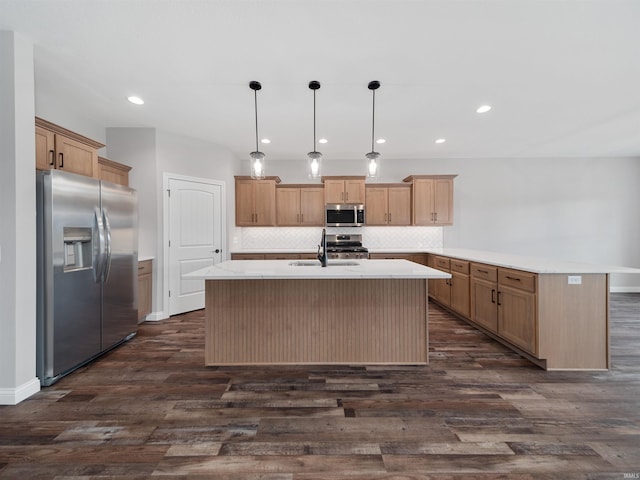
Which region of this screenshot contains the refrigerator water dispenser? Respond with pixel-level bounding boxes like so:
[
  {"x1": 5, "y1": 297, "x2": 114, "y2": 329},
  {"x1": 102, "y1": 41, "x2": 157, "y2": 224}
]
[{"x1": 63, "y1": 227, "x2": 92, "y2": 271}]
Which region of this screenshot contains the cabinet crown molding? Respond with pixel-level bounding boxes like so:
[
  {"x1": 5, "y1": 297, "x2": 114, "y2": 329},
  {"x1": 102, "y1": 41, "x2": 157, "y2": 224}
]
[
  {"x1": 235, "y1": 175, "x2": 281, "y2": 183},
  {"x1": 403, "y1": 174, "x2": 458, "y2": 183},
  {"x1": 321, "y1": 176, "x2": 366, "y2": 182},
  {"x1": 35, "y1": 117, "x2": 105, "y2": 149}
]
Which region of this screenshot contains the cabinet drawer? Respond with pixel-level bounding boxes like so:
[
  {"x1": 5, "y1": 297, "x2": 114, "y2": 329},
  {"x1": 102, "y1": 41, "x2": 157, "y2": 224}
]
[
  {"x1": 498, "y1": 268, "x2": 536, "y2": 293},
  {"x1": 471, "y1": 263, "x2": 497, "y2": 282},
  {"x1": 450, "y1": 259, "x2": 470, "y2": 274},
  {"x1": 138, "y1": 260, "x2": 152, "y2": 275},
  {"x1": 434, "y1": 256, "x2": 451, "y2": 270}
]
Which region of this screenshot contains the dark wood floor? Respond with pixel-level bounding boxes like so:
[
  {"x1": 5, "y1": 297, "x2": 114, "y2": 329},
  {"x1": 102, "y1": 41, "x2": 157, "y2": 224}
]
[{"x1": 1, "y1": 294, "x2": 639, "y2": 479}]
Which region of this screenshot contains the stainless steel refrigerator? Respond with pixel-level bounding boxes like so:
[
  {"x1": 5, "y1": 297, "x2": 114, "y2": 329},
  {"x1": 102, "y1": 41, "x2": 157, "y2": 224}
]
[{"x1": 36, "y1": 169, "x2": 138, "y2": 386}]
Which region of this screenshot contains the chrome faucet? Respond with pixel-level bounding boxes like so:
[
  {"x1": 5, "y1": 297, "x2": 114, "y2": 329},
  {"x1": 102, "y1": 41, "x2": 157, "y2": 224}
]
[{"x1": 317, "y1": 228, "x2": 328, "y2": 267}]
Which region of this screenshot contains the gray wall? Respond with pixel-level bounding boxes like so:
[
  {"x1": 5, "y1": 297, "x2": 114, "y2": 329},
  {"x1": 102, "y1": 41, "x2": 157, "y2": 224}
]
[{"x1": 107, "y1": 128, "x2": 237, "y2": 319}]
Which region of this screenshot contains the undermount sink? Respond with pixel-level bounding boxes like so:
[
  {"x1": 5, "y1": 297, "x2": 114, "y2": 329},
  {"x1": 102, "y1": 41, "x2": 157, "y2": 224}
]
[{"x1": 288, "y1": 261, "x2": 360, "y2": 267}]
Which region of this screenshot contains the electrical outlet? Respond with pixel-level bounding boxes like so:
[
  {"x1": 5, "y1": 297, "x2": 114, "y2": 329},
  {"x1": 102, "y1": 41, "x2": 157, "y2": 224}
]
[{"x1": 568, "y1": 275, "x2": 582, "y2": 285}]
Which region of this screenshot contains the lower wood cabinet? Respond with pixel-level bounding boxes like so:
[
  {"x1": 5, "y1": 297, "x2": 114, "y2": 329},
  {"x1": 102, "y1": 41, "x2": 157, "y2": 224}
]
[
  {"x1": 430, "y1": 254, "x2": 608, "y2": 370},
  {"x1": 449, "y1": 259, "x2": 470, "y2": 318},
  {"x1": 138, "y1": 260, "x2": 153, "y2": 322},
  {"x1": 470, "y1": 264, "x2": 498, "y2": 333}
]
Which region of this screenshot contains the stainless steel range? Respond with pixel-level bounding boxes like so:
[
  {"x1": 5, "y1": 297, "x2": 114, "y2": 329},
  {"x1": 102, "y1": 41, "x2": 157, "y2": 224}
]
[{"x1": 325, "y1": 234, "x2": 369, "y2": 259}]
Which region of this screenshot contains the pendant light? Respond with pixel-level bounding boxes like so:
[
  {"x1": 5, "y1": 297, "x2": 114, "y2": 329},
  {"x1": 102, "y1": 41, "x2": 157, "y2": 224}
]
[
  {"x1": 307, "y1": 80, "x2": 322, "y2": 179},
  {"x1": 249, "y1": 81, "x2": 265, "y2": 179},
  {"x1": 365, "y1": 80, "x2": 381, "y2": 178}
]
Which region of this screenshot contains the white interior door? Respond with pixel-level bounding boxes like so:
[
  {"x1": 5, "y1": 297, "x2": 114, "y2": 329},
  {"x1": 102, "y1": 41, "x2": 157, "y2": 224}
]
[{"x1": 168, "y1": 178, "x2": 223, "y2": 315}]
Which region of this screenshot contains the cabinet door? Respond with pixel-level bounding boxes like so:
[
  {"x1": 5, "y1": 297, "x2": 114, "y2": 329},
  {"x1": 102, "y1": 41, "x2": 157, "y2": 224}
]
[
  {"x1": 471, "y1": 277, "x2": 498, "y2": 333},
  {"x1": 365, "y1": 187, "x2": 388, "y2": 225},
  {"x1": 235, "y1": 180, "x2": 256, "y2": 225},
  {"x1": 55, "y1": 134, "x2": 98, "y2": 177},
  {"x1": 387, "y1": 187, "x2": 411, "y2": 225},
  {"x1": 412, "y1": 179, "x2": 435, "y2": 225},
  {"x1": 324, "y1": 180, "x2": 345, "y2": 204},
  {"x1": 254, "y1": 180, "x2": 276, "y2": 225},
  {"x1": 35, "y1": 126, "x2": 55, "y2": 171},
  {"x1": 344, "y1": 179, "x2": 365, "y2": 203},
  {"x1": 276, "y1": 188, "x2": 301, "y2": 225},
  {"x1": 450, "y1": 271, "x2": 470, "y2": 318},
  {"x1": 433, "y1": 179, "x2": 453, "y2": 225},
  {"x1": 300, "y1": 188, "x2": 324, "y2": 225},
  {"x1": 498, "y1": 285, "x2": 537, "y2": 355}
]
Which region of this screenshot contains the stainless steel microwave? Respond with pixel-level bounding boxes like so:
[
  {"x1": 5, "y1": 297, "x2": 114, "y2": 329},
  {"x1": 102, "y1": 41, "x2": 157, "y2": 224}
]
[{"x1": 325, "y1": 204, "x2": 365, "y2": 227}]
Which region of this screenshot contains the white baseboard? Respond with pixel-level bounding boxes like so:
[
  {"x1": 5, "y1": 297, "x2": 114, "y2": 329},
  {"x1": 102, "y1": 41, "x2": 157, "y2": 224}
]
[
  {"x1": 610, "y1": 287, "x2": 640, "y2": 293},
  {"x1": 0, "y1": 377, "x2": 40, "y2": 405},
  {"x1": 144, "y1": 310, "x2": 169, "y2": 322}
]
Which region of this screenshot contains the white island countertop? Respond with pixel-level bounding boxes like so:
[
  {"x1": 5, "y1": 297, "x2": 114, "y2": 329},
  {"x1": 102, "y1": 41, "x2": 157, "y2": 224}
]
[
  {"x1": 427, "y1": 248, "x2": 640, "y2": 275},
  {"x1": 187, "y1": 259, "x2": 452, "y2": 280}
]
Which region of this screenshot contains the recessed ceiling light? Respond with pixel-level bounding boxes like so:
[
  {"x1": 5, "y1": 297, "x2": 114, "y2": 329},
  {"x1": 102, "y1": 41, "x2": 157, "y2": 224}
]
[
  {"x1": 318, "y1": 138, "x2": 328, "y2": 144},
  {"x1": 476, "y1": 105, "x2": 492, "y2": 113},
  {"x1": 376, "y1": 138, "x2": 386, "y2": 144},
  {"x1": 127, "y1": 96, "x2": 144, "y2": 105},
  {"x1": 435, "y1": 138, "x2": 446, "y2": 144},
  {"x1": 261, "y1": 138, "x2": 271, "y2": 144}
]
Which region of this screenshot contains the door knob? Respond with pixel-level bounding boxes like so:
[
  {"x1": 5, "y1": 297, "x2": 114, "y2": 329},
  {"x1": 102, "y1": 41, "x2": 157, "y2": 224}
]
[{"x1": 214, "y1": 249, "x2": 220, "y2": 254}]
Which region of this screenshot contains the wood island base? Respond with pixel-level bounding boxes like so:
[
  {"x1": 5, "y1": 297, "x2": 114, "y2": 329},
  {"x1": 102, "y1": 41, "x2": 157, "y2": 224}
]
[{"x1": 204, "y1": 278, "x2": 428, "y2": 365}]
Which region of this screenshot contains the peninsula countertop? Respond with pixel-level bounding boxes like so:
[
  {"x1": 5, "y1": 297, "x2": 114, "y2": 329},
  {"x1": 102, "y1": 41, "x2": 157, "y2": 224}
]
[
  {"x1": 187, "y1": 259, "x2": 452, "y2": 280},
  {"x1": 426, "y1": 248, "x2": 640, "y2": 275}
]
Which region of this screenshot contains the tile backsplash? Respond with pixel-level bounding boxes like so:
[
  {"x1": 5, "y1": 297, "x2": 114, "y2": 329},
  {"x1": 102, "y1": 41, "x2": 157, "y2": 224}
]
[{"x1": 233, "y1": 226, "x2": 443, "y2": 251}]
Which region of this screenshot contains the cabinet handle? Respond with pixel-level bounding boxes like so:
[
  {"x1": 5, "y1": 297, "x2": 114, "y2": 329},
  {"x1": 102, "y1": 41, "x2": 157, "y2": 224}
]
[
  {"x1": 345, "y1": 192, "x2": 349, "y2": 201},
  {"x1": 478, "y1": 269, "x2": 489, "y2": 274},
  {"x1": 505, "y1": 276, "x2": 521, "y2": 282},
  {"x1": 301, "y1": 214, "x2": 304, "y2": 223},
  {"x1": 389, "y1": 213, "x2": 392, "y2": 223},
  {"x1": 49, "y1": 150, "x2": 55, "y2": 166},
  {"x1": 497, "y1": 291, "x2": 502, "y2": 306},
  {"x1": 434, "y1": 212, "x2": 438, "y2": 222},
  {"x1": 491, "y1": 289, "x2": 496, "y2": 303},
  {"x1": 58, "y1": 152, "x2": 64, "y2": 168}
]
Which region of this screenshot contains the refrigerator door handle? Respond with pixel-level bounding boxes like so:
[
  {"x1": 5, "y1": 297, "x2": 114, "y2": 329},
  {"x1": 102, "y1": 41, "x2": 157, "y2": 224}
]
[
  {"x1": 93, "y1": 207, "x2": 107, "y2": 283},
  {"x1": 102, "y1": 209, "x2": 112, "y2": 282}
]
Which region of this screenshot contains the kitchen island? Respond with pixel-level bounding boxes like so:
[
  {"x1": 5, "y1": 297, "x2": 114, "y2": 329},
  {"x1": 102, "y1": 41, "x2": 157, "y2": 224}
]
[{"x1": 187, "y1": 259, "x2": 450, "y2": 366}]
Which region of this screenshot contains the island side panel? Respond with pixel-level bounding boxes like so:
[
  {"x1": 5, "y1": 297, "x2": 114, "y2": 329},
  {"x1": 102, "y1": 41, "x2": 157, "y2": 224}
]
[
  {"x1": 537, "y1": 274, "x2": 609, "y2": 370},
  {"x1": 204, "y1": 278, "x2": 428, "y2": 365}
]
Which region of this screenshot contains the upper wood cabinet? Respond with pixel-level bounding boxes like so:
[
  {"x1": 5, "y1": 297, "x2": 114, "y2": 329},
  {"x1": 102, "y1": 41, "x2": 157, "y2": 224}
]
[
  {"x1": 97, "y1": 157, "x2": 131, "y2": 186},
  {"x1": 365, "y1": 185, "x2": 411, "y2": 226},
  {"x1": 35, "y1": 117, "x2": 104, "y2": 178},
  {"x1": 276, "y1": 186, "x2": 324, "y2": 226},
  {"x1": 403, "y1": 175, "x2": 456, "y2": 226},
  {"x1": 322, "y1": 176, "x2": 366, "y2": 204},
  {"x1": 235, "y1": 176, "x2": 280, "y2": 226}
]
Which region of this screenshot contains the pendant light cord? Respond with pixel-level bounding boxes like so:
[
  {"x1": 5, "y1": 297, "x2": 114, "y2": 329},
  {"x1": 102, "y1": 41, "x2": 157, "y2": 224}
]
[
  {"x1": 371, "y1": 88, "x2": 376, "y2": 152},
  {"x1": 313, "y1": 89, "x2": 317, "y2": 150},
  {"x1": 254, "y1": 89, "x2": 259, "y2": 152}
]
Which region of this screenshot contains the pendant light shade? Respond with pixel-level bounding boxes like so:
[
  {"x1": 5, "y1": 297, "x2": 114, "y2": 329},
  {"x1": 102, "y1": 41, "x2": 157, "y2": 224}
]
[
  {"x1": 366, "y1": 80, "x2": 381, "y2": 178},
  {"x1": 307, "y1": 80, "x2": 322, "y2": 179},
  {"x1": 249, "y1": 81, "x2": 265, "y2": 179}
]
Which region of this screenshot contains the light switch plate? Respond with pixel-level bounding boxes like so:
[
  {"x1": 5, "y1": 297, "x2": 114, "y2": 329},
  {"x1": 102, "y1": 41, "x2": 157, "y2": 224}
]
[{"x1": 568, "y1": 275, "x2": 582, "y2": 285}]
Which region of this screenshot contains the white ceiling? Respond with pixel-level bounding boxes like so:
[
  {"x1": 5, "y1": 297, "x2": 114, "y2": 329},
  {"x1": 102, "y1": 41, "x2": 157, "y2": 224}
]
[{"x1": 2, "y1": 0, "x2": 640, "y2": 161}]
